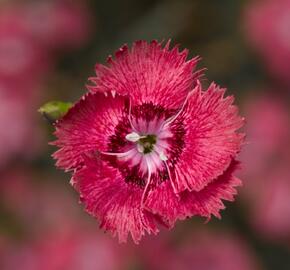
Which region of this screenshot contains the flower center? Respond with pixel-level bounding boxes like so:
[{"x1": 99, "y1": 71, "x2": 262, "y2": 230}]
[
  {"x1": 126, "y1": 132, "x2": 157, "y2": 154},
  {"x1": 106, "y1": 102, "x2": 186, "y2": 189},
  {"x1": 138, "y1": 134, "x2": 157, "y2": 154}
]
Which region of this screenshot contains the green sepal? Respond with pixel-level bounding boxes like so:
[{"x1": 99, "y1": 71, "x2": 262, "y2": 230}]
[{"x1": 39, "y1": 101, "x2": 73, "y2": 124}]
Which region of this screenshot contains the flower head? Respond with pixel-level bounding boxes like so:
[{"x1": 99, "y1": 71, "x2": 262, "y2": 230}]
[{"x1": 53, "y1": 41, "x2": 244, "y2": 243}]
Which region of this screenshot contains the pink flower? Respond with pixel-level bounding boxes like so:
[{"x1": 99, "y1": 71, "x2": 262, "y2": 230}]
[
  {"x1": 0, "y1": 11, "x2": 49, "y2": 83},
  {"x1": 239, "y1": 94, "x2": 290, "y2": 179},
  {"x1": 139, "y1": 228, "x2": 260, "y2": 270},
  {"x1": 0, "y1": 228, "x2": 129, "y2": 270},
  {"x1": 53, "y1": 41, "x2": 245, "y2": 243},
  {"x1": 22, "y1": 0, "x2": 92, "y2": 50},
  {"x1": 0, "y1": 83, "x2": 43, "y2": 167},
  {"x1": 244, "y1": 0, "x2": 290, "y2": 85},
  {"x1": 252, "y1": 164, "x2": 290, "y2": 241},
  {"x1": 239, "y1": 94, "x2": 290, "y2": 241},
  {"x1": 1, "y1": 231, "x2": 129, "y2": 270}
]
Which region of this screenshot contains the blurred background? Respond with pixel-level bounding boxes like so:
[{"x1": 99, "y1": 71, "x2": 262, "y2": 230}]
[{"x1": 0, "y1": 0, "x2": 290, "y2": 269}]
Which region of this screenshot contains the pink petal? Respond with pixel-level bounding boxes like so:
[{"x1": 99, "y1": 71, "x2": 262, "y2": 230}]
[
  {"x1": 52, "y1": 92, "x2": 127, "y2": 171},
  {"x1": 89, "y1": 40, "x2": 201, "y2": 109},
  {"x1": 169, "y1": 83, "x2": 244, "y2": 192},
  {"x1": 73, "y1": 155, "x2": 160, "y2": 244},
  {"x1": 145, "y1": 161, "x2": 241, "y2": 225}
]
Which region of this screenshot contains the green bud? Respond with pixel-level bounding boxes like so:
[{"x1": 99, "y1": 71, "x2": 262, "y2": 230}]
[{"x1": 39, "y1": 101, "x2": 73, "y2": 124}]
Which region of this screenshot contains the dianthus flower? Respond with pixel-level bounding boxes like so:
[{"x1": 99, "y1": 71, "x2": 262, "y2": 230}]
[{"x1": 53, "y1": 41, "x2": 244, "y2": 243}]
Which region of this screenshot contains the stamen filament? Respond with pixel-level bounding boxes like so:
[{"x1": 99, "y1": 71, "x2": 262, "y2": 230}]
[
  {"x1": 128, "y1": 98, "x2": 138, "y2": 132},
  {"x1": 164, "y1": 160, "x2": 179, "y2": 195},
  {"x1": 162, "y1": 86, "x2": 197, "y2": 128},
  {"x1": 141, "y1": 157, "x2": 153, "y2": 207},
  {"x1": 101, "y1": 149, "x2": 135, "y2": 158}
]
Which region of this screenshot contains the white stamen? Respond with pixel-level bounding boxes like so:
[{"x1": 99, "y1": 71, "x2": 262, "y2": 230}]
[
  {"x1": 141, "y1": 156, "x2": 153, "y2": 207},
  {"x1": 125, "y1": 132, "x2": 141, "y2": 142},
  {"x1": 164, "y1": 160, "x2": 179, "y2": 195},
  {"x1": 137, "y1": 144, "x2": 144, "y2": 153},
  {"x1": 128, "y1": 98, "x2": 138, "y2": 132},
  {"x1": 162, "y1": 83, "x2": 200, "y2": 129},
  {"x1": 101, "y1": 149, "x2": 135, "y2": 158},
  {"x1": 111, "y1": 90, "x2": 116, "y2": 98},
  {"x1": 159, "y1": 152, "x2": 168, "y2": 161}
]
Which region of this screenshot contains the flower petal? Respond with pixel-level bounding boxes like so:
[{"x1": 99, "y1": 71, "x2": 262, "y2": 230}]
[
  {"x1": 169, "y1": 83, "x2": 244, "y2": 192},
  {"x1": 145, "y1": 161, "x2": 241, "y2": 225},
  {"x1": 89, "y1": 40, "x2": 201, "y2": 109},
  {"x1": 73, "y1": 154, "x2": 160, "y2": 244},
  {"x1": 52, "y1": 92, "x2": 127, "y2": 171}
]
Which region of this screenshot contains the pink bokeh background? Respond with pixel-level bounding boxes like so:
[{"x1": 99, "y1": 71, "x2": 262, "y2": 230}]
[{"x1": 0, "y1": 0, "x2": 290, "y2": 269}]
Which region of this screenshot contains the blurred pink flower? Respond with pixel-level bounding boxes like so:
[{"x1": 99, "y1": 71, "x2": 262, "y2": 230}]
[
  {"x1": 35, "y1": 230, "x2": 127, "y2": 270},
  {"x1": 252, "y1": 164, "x2": 290, "y2": 241},
  {"x1": 0, "y1": 170, "x2": 130, "y2": 270},
  {"x1": 244, "y1": 0, "x2": 290, "y2": 85},
  {"x1": 22, "y1": 0, "x2": 92, "y2": 50},
  {"x1": 0, "y1": 1, "x2": 91, "y2": 167},
  {"x1": 239, "y1": 94, "x2": 290, "y2": 241},
  {"x1": 0, "y1": 168, "x2": 78, "y2": 232},
  {"x1": 239, "y1": 94, "x2": 290, "y2": 179},
  {"x1": 52, "y1": 41, "x2": 244, "y2": 243},
  {"x1": 0, "y1": 0, "x2": 92, "y2": 51},
  {"x1": 0, "y1": 12, "x2": 49, "y2": 83},
  {"x1": 0, "y1": 85, "x2": 42, "y2": 167},
  {"x1": 0, "y1": 229, "x2": 127, "y2": 270},
  {"x1": 139, "y1": 228, "x2": 260, "y2": 270}
]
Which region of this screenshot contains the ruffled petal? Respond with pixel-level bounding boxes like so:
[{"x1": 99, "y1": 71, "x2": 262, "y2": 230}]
[
  {"x1": 89, "y1": 40, "x2": 201, "y2": 109},
  {"x1": 52, "y1": 92, "x2": 127, "y2": 171},
  {"x1": 73, "y1": 155, "x2": 160, "y2": 244},
  {"x1": 169, "y1": 83, "x2": 245, "y2": 192},
  {"x1": 145, "y1": 161, "x2": 241, "y2": 225}
]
